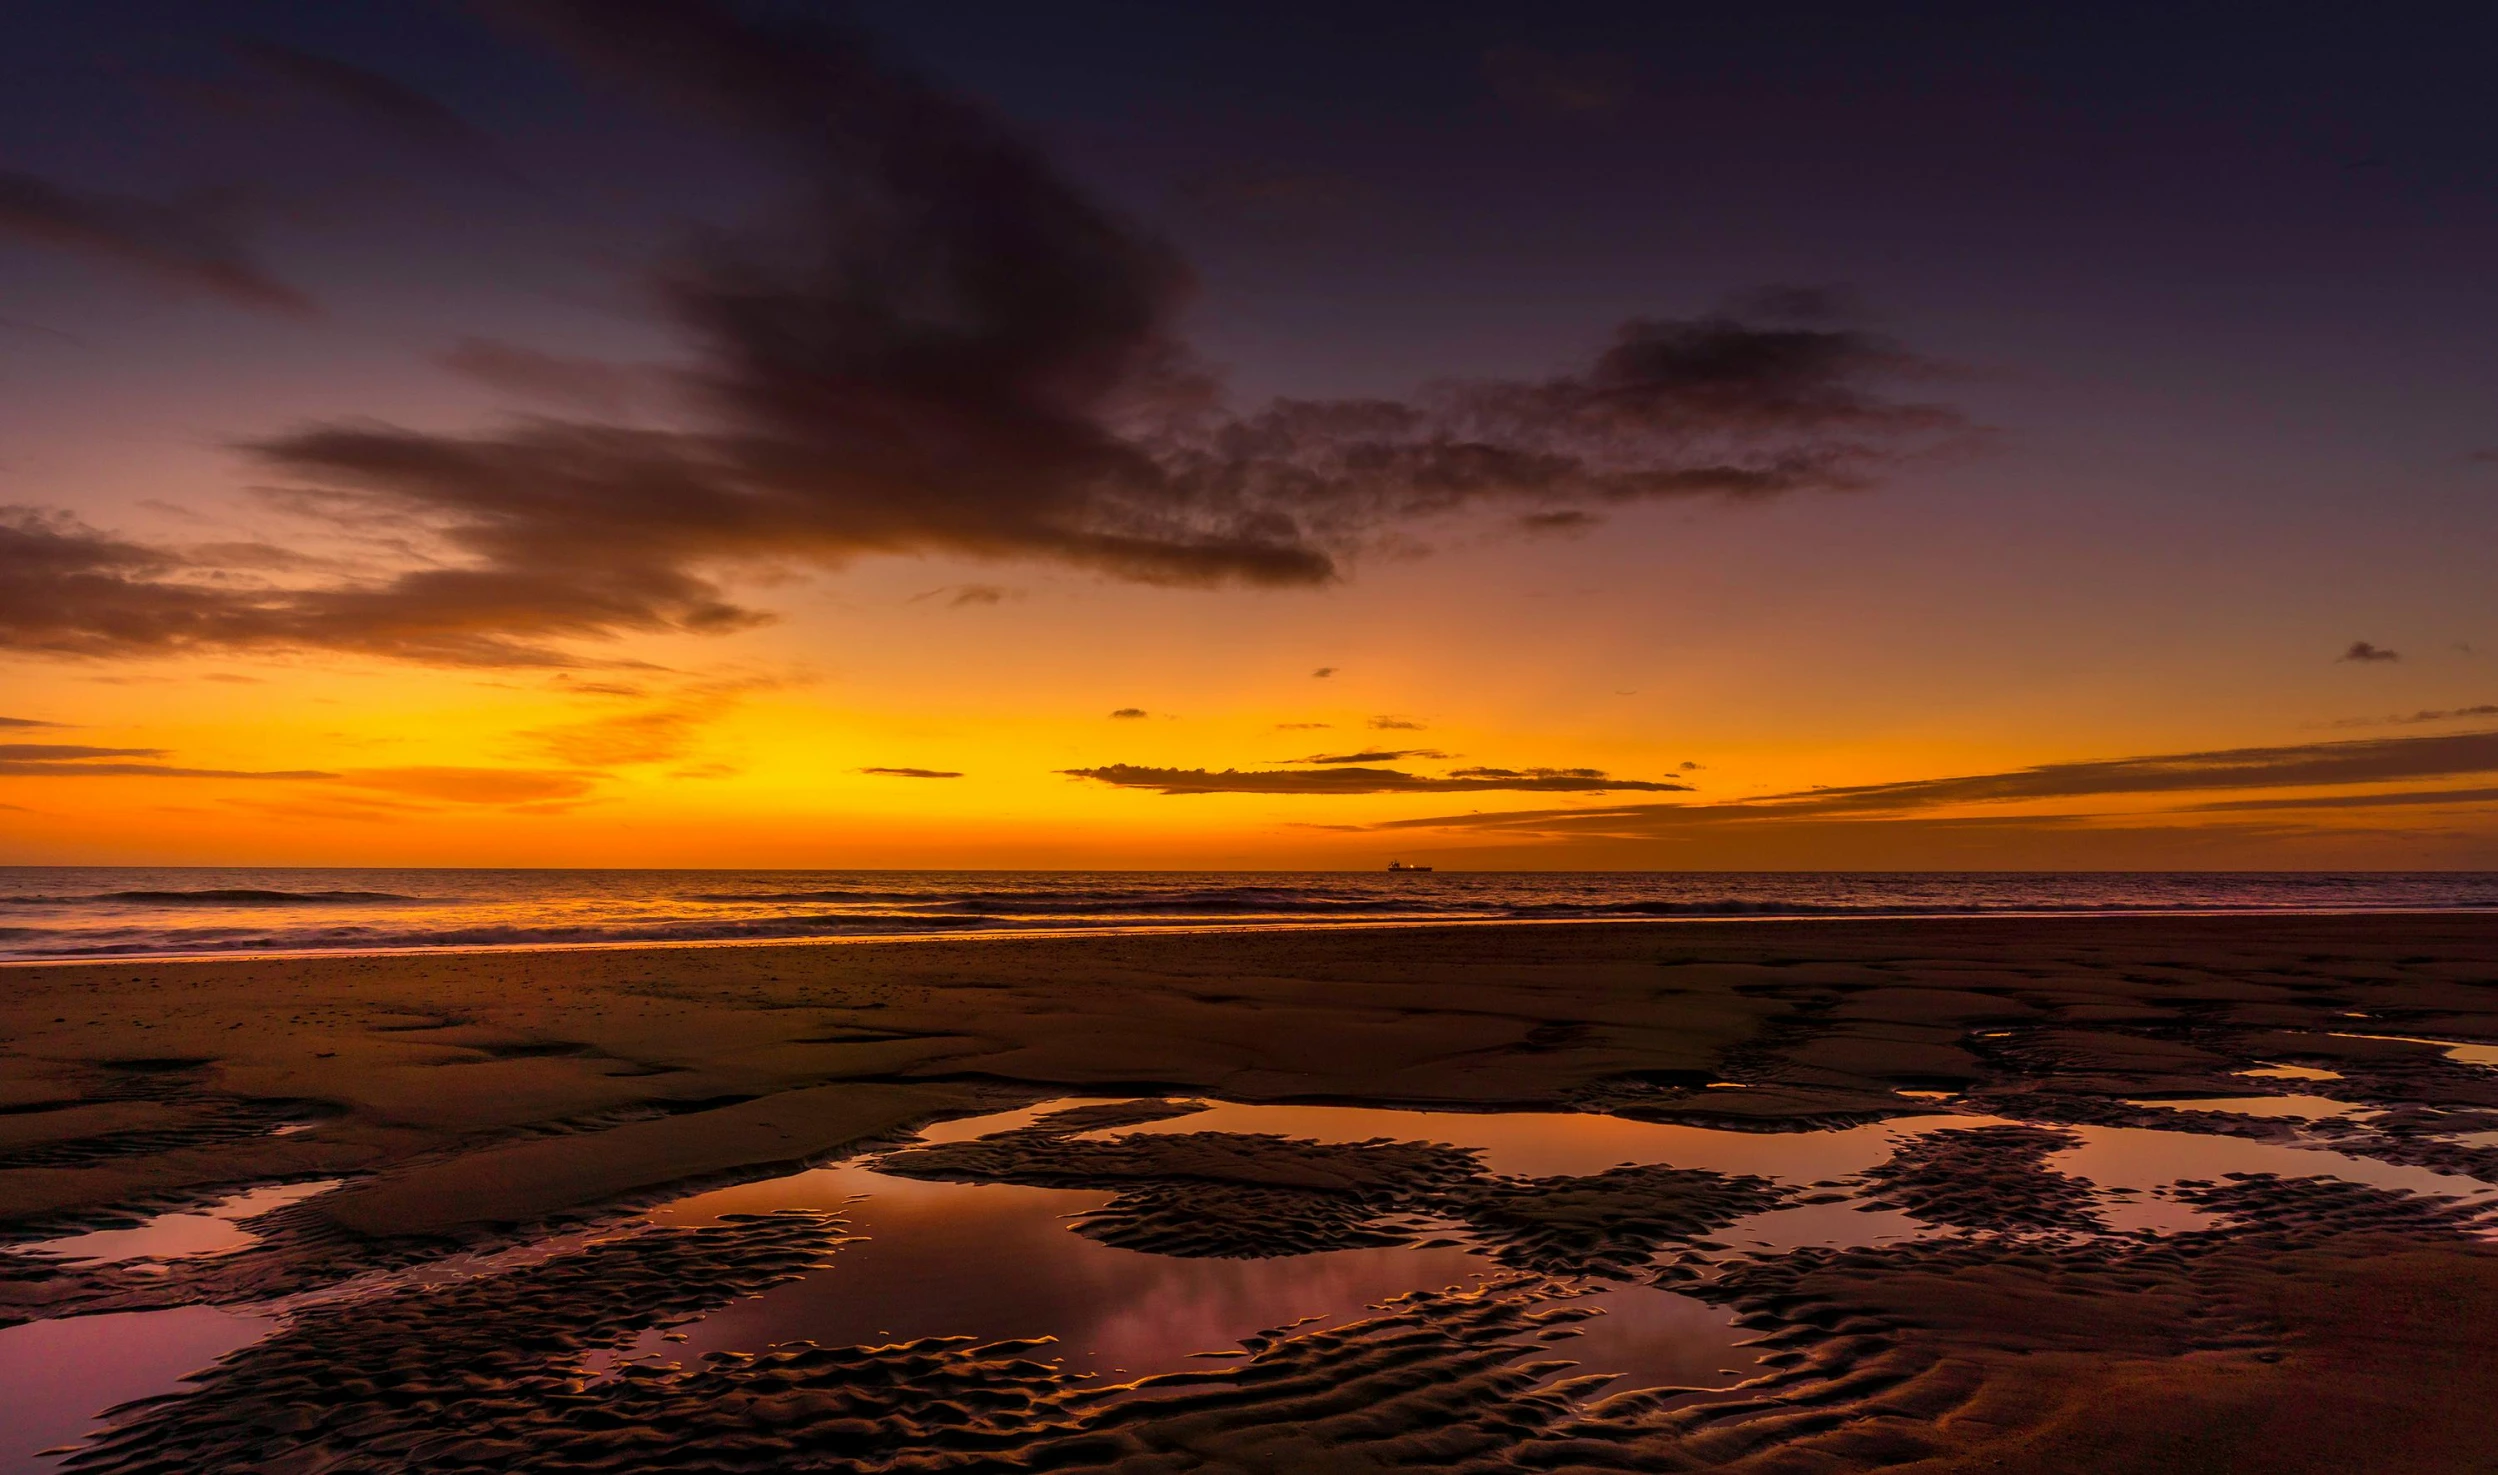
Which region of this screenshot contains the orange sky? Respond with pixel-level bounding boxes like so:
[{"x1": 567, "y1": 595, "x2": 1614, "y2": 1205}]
[{"x1": 4, "y1": 4, "x2": 2497, "y2": 869}]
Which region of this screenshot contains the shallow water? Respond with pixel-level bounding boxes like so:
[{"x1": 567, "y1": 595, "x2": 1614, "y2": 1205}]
[
  {"x1": 626, "y1": 1115, "x2": 1762, "y2": 1394},
  {"x1": 1078, "y1": 1101, "x2": 1988, "y2": 1183},
  {"x1": 13, "y1": 1181, "x2": 341, "y2": 1266},
  {"x1": 2330, "y1": 1031, "x2": 2498, "y2": 1069},
  {"x1": 20, "y1": 1091, "x2": 2498, "y2": 1469},
  {"x1": 0, "y1": 1307, "x2": 275, "y2": 1474}
]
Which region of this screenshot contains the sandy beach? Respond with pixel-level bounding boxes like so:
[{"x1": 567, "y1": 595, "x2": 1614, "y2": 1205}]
[{"x1": 6, "y1": 913, "x2": 2498, "y2": 1471}]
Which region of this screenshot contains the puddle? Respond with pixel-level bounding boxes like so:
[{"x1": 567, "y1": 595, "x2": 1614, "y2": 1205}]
[
  {"x1": 2235, "y1": 1064, "x2": 2343, "y2": 1082},
  {"x1": 2125, "y1": 1095, "x2": 2371, "y2": 1122},
  {"x1": 2331, "y1": 1033, "x2": 2498, "y2": 1069},
  {"x1": 619, "y1": 1107, "x2": 1762, "y2": 1396},
  {"x1": 0, "y1": 1307, "x2": 276, "y2": 1473},
  {"x1": 1075, "y1": 1101, "x2": 1992, "y2": 1184},
  {"x1": 9, "y1": 1182, "x2": 342, "y2": 1265},
  {"x1": 2051, "y1": 1125, "x2": 2491, "y2": 1216}
]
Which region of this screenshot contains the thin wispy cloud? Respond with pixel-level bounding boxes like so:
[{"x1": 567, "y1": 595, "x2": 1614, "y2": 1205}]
[
  {"x1": 861, "y1": 765, "x2": 963, "y2": 779},
  {"x1": 1292, "y1": 748, "x2": 1451, "y2": 764},
  {"x1": 0, "y1": 171, "x2": 312, "y2": 313},
  {"x1": 2341, "y1": 640, "x2": 2401, "y2": 663},
  {"x1": 2322, "y1": 703, "x2": 2498, "y2": 729},
  {"x1": 1366, "y1": 727, "x2": 2498, "y2": 836},
  {"x1": 1063, "y1": 764, "x2": 1688, "y2": 795}
]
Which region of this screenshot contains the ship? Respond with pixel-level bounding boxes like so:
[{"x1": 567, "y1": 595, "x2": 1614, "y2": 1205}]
[{"x1": 1384, "y1": 861, "x2": 1434, "y2": 873}]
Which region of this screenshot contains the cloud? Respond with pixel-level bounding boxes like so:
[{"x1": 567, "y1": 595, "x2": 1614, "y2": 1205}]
[
  {"x1": 1275, "y1": 722, "x2": 1333, "y2": 730},
  {"x1": 2323, "y1": 703, "x2": 2498, "y2": 729},
  {"x1": 0, "y1": 759, "x2": 332, "y2": 780},
  {"x1": 0, "y1": 740, "x2": 330, "y2": 781},
  {"x1": 521, "y1": 676, "x2": 766, "y2": 765},
  {"x1": 1448, "y1": 765, "x2": 1604, "y2": 779},
  {"x1": 2341, "y1": 640, "x2": 2401, "y2": 663},
  {"x1": 438, "y1": 338, "x2": 646, "y2": 414},
  {"x1": 1312, "y1": 667, "x2": 1338, "y2": 678},
  {"x1": 2468, "y1": 449, "x2": 2498, "y2": 464},
  {"x1": 1515, "y1": 509, "x2": 1597, "y2": 535},
  {"x1": 1367, "y1": 727, "x2": 2498, "y2": 836},
  {"x1": 1062, "y1": 764, "x2": 1690, "y2": 795},
  {"x1": 861, "y1": 765, "x2": 962, "y2": 778},
  {"x1": 227, "y1": 39, "x2": 497, "y2": 161},
  {"x1": 1369, "y1": 715, "x2": 1426, "y2": 730},
  {"x1": 339, "y1": 766, "x2": 598, "y2": 804},
  {"x1": 0, "y1": 2, "x2": 1964, "y2": 671},
  {"x1": 910, "y1": 583, "x2": 1017, "y2": 607},
  {"x1": 2184, "y1": 786, "x2": 2498, "y2": 813},
  {"x1": 1295, "y1": 748, "x2": 1451, "y2": 764},
  {"x1": 0, "y1": 171, "x2": 312, "y2": 313},
  {"x1": 1109, "y1": 707, "x2": 1149, "y2": 719},
  {"x1": 0, "y1": 505, "x2": 760, "y2": 667},
  {"x1": 0, "y1": 744, "x2": 163, "y2": 761},
  {"x1": 0, "y1": 716, "x2": 62, "y2": 729}
]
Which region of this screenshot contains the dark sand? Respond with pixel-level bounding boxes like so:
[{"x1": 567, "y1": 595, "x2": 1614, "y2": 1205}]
[{"x1": 6, "y1": 914, "x2": 2498, "y2": 1471}]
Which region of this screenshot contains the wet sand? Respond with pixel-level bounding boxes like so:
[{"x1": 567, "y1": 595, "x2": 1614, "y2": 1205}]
[{"x1": 5, "y1": 913, "x2": 2498, "y2": 1471}]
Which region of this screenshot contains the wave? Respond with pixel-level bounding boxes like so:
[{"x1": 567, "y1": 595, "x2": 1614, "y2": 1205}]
[
  {"x1": 0, "y1": 889, "x2": 425, "y2": 908},
  {"x1": 97, "y1": 889, "x2": 422, "y2": 906}
]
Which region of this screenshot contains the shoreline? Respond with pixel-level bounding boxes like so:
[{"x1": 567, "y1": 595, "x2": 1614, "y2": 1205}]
[{"x1": 6, "y1": 900, "x2": 2497, "y2": 969}]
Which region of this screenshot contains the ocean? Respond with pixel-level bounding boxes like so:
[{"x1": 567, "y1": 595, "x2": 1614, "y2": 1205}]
[{"x1": 1, "y1": 869, "x2": 2493, "y2": 963}]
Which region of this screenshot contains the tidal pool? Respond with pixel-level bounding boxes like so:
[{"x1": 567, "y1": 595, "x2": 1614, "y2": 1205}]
[{"x1": 10, "y1": 1181, "x2": 341, "y2": 1266}]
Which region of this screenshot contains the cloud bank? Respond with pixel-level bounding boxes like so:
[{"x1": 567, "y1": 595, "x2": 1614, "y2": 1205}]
[{"x1": 0, "y1": 0, "x2": 1964, "y2": 668}]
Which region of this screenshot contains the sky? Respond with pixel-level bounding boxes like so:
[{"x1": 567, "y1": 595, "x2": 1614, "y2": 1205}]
[{"x1": 3, "y1": 0, "x2": 2496, "y2": 870}]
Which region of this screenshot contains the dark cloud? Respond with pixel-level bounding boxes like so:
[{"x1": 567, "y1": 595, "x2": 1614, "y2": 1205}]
[
  {"x1": 1312, "y1": 667, "x2": 1338, "y2": 678},
  {"x1": 861, "y1": 765, "x2": 962, "y2": 778},
  {"x1": 1108, "y1": 707, "x2": 1148, "y2": 719},
  {"x1": 1369, "y1": 715, "x2": 1426, "y2": 730},
  {"x1": 0, "y1": 506, "x2": 757, "y2": 667},
  {"x1": 910, "y1": 583, "x2": 1017, "y2": 608},
  {"x1": 0, "y1": 171, "x2": 311, "y2": 313},
  {"x1": 1369, "y1": 727, "x2": 2498, "y2": 835},
  {"x1": 1295, "y1": 748, "x2": 1452, "y2": 764},
  {"x1": 2185, "y1": 786, "x2": 2498, "y2": 813},
  {"x1": 1062, "y1": 764, "x2": 1689, "y2": 795},
  {"x1": 438, "y1": 338, "x2": 646, "y2": 414},
  {"x1": 0, "y1": 716, "x2": 62, "y2": 729},
  {"x1": 1449, "y1": 765, "x2": 1604, "y2": 779},
  {"x1": 1275, "y1": 721, "x2": 1332, "y2": 730},
  {"x1": 227, "y1": 39, "x2": 497, "y2": 160},
  {"x1": 1680, "y1": 760, "x2": 1703, "y2": 770},
  {"x1": 0, "y1": 740, "x2": 331, "y2": 780},
  {"x1": 0, "y1": 0, "x2": 1962, "y2": 670},
  {"x1": 2341, "y1": 640, "x2": 2401, "y2": 663},
  {"x1": 0, "y1": 744, "x2": 164, "y2": 760},
  {"x1": 1515, "y1": 509, "x2": 1597, "y2": 534}
]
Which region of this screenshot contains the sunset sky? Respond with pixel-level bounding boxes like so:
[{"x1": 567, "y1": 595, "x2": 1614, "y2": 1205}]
[{"x1": 4, "y1": 0, "x2": 2496, "y2": 869}]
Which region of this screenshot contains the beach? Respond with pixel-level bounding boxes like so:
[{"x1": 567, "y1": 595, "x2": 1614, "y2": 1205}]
[{"x1": 6, "y1": 913, "x2": 2498, "y2": 1470}]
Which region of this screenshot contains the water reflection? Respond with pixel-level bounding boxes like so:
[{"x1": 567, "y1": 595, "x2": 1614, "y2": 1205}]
[
  {"x1": 632, "y1": 1108, "x2": 1765, "y2": 1394},
  {"x1": 1078, "y1": 1101, "x2": 1987, "y2": 1183},
  {"x1": 0, "y1": 1307, "x2": 275, "y2": 1474},
  {"x1": 12, "y1": 1181, "x2": 341, "y2": 1266}
]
